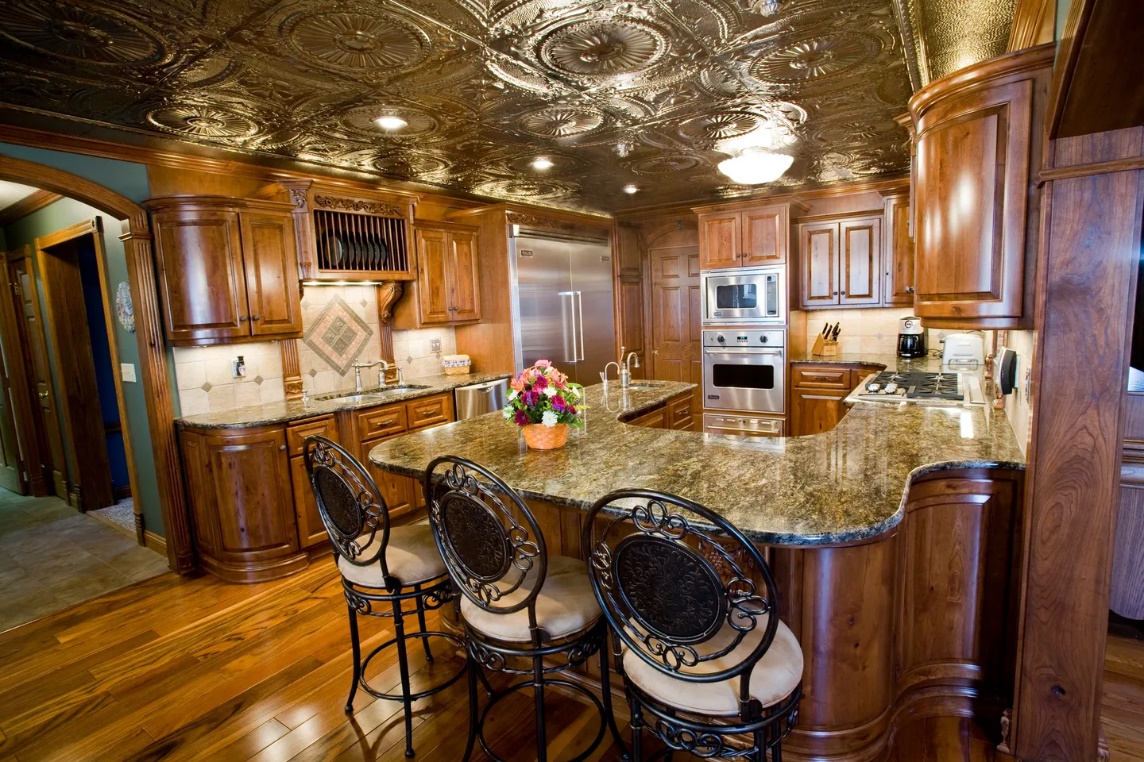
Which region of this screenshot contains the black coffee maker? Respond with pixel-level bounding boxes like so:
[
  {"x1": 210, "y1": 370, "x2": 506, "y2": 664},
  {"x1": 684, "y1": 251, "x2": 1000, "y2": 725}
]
[{"x1": 897, "y1": 316, "x2": 926, "y2": 358}]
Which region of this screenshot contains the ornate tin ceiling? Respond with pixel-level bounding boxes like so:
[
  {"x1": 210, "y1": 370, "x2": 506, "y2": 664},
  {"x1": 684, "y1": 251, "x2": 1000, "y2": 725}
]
[{"x1": 0, "y1": 0, "x2": 928, "y2": 213}]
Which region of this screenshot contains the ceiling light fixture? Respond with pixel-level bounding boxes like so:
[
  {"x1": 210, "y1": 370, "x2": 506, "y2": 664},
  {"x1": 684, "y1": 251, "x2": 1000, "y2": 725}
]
[
  {"x1": 623, "y1": 184, "x2": 639, "y2": 194},
  {"x1": 717, "y1": 149, "x2": 794, "y2": 185},
  {"x1": 375, "y1": 115, "x2": 408, "y2": 131},
  {"x1": 531, "y1": 156, "x2": 554, "y2": 170}
]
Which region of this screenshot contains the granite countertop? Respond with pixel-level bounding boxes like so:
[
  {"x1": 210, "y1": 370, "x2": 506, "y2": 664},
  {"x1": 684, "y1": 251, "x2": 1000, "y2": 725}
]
[
  {"x1": 178, "y1": 371, "x2": 512, "y2": 430},
  {"x1": 788, "y1": 350, "x2": 944, "y2": 370},
  {"x1": 368, "y1": 372, "x2": 1024, "y2": 547}
]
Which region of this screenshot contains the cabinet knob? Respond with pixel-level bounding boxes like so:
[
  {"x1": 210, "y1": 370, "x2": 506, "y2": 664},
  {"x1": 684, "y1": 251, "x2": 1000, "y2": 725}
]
[
  {"x1": 239, "y1": 315, "x2": 249, "y2": 323},
  {"x1": 905, "y1": 286, "x2": 915, "y2": 293},
  {"x1": 279, "y1": 445, "x2": 286, "y2": 451},
  {"x1": 832, "y1": 291, "x2": 838, "y2": 296},
  {"x1": 251, "y1": 315, "x2": 261, "y2": 322}
]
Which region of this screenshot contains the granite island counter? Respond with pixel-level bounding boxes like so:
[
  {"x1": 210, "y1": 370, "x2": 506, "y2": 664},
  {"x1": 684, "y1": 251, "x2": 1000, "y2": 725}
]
[{"x1": 368, "y1": 367, "x2": 1026, "y2": 762}]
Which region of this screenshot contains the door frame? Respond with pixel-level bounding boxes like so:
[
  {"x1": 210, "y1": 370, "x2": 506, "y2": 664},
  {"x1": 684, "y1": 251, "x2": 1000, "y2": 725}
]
[
  {"x1": 34, "y1": 218, "x2": 141, "y2": 514},
  {"x1": 0, "y1": 155, "x2": 191, "y2": 572}
]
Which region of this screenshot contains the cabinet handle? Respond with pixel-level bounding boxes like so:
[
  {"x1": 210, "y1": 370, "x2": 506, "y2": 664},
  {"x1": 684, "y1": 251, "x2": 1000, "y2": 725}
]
[
  {"x1": 251, "y1": 315, "x2": 261, "y2": 322},
  {"x1": 374, "y1": 421, "x2": 395, "y2": 428},
  {"x1": 420, "y1": 410, "x2": 436, "y2": 417},
  {"x1": 239, "y1": 315, "x2": 249, "y2": 323},
  {"x1": 38, "y1": 390, "x2": 49, "y2": 399},
  {"x1": 832, "y1": 291, "x2": 838, "y2": 296},
  {"x1": 905, "y1": 286, "x2": 915, "y2": 293},
  {"x1": 279, "y1": 445, "x2": 286, "y2": 451}
]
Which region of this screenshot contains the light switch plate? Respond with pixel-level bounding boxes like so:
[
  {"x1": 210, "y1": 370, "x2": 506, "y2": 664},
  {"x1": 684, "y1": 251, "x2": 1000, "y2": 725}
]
[
  {"x1": 120, "y1": 363, "x2": 137, "y2": 383},
  {"x1": 430, "y1": 338, "x2": 442, "y2": 352}
]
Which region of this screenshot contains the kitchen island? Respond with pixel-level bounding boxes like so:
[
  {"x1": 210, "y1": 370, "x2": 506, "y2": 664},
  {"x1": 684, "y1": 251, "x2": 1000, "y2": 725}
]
[{"x1": 369, "y1": 365, "x2": 1025, "y2": 761}]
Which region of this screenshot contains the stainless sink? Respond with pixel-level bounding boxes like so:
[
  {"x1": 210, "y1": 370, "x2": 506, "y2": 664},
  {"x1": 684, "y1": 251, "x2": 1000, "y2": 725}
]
[
  {"x1": 623, "y1": 381, "x2": 668, "y2": 390},
  {"x1": 313, "y1": 384, "x2": 431, "y2": 402}
]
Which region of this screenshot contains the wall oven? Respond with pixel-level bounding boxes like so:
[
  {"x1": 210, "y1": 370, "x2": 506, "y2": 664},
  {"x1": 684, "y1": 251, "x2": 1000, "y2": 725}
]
[
  {"x1": 702, "y1": 329, "x2": 785, "y2": 413},
  {"x1": 701, "y1": 266, "x2": 785, "y2": 325}
]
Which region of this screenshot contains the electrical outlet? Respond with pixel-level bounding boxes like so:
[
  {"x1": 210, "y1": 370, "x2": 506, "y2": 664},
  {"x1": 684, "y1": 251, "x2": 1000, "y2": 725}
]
[
  {"x1": 430, "y1": 338, "x2": 442, "y2": 352},
  {"x1": 120, "y1": 363, "x2": 136, "y2": 383}
]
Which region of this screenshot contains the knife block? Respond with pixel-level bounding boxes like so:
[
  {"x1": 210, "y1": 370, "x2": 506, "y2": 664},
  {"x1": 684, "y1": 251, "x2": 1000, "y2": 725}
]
[
  {"x1": 822, "y1": 340, "x2": 838, "y2": 356},
  {"x1": 811, "y1": 334, "x2": 827, "y2": 355}
]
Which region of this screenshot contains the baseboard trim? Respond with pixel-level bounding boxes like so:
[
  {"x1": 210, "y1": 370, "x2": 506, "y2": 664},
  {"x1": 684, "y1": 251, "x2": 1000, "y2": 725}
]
[{"x1": 144, "y1": 529, "x2": 167, "y2": 558}]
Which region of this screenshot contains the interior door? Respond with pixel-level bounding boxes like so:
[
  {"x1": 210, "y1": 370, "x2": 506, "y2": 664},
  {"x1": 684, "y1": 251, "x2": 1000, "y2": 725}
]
[
  {"x1": 569, "y1": 240, "x2": 616, "y2": 386},
  {"x1": 650, "y1": 242, "x2": 703, "y2": 411},
  {"x1": 0, "y1": 325, "x2": 25, "y2": 494},
  {"x1": 515, "y1": 237, "x2": 574, "y2": 373}
]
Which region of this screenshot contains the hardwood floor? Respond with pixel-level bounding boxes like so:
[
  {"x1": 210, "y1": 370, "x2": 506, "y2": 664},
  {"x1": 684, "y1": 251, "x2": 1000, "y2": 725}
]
[{"x1": 1, "y1": 557, "x2": 1141, "y2": 761}]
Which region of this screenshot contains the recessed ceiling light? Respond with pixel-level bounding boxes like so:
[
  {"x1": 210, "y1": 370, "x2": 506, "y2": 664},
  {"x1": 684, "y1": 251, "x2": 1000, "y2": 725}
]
[
  {"x1": 717, "y1": 149, "x2": 794, "y2": 185},
  {"x1": 531, "y1": 157, "x2": 554, "y2": 171},
  {"x1": 623, "y1": 184, "x2": 639, "y2": 194},
  {"x1": 375, "y1": 115, "x2": 408, "y2": 131}
]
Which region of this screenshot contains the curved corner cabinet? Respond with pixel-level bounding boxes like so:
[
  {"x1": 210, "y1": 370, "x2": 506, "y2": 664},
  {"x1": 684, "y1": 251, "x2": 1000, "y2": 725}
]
[
  {"x1": 908, "y1": 44, "x2": 1053, "y2": 329},
  {"x1": 147, "y1": 196, "x2": 303, "y2": 346}
]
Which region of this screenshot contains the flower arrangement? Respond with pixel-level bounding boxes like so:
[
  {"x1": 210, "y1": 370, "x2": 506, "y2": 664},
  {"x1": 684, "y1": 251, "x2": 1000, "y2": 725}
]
[{"x1": 504, "y1": 360, "x2": 583, "y2": 448}]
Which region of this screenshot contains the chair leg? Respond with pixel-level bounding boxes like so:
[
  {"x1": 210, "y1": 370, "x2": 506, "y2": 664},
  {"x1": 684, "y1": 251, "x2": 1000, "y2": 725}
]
[
  {"x1": 598, "y1": 637, "x2": 629, "y2": 759},
  {"x1": 391, "y1": 598, "x2": 416, "y2": 758},
  {"x1": 461, "y1": 658, "x2": 478, "y2": 762},
  {"x1": 345, "y1": 603, "x2": 362, "y2": 714},
  {"x1": 630, "y1": 695, "x2": 644, "y2": 762},
  {"x1": 533, "y1": 652, "x2": 548, "y2": 762},
  {"x1": 415, "y1": 593, "x2": 433, "y2": 663},
  {"x1": 772, "y1": 738, "x2": 783, "y2": 762}
]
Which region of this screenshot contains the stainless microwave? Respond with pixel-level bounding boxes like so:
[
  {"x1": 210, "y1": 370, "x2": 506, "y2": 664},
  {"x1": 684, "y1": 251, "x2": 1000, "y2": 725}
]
[{"x1": 701, "y1": 266, "x2": 785, "y2": 325}]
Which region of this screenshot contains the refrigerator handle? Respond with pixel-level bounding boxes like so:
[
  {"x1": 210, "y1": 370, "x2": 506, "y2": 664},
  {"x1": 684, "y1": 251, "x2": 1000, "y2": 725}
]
[
  {"x1": 559, "y1": 291, "x2": 577, "y2": 363},
  {"x1": 575, "y1": 291, "x2": 586, "y2": 362}
]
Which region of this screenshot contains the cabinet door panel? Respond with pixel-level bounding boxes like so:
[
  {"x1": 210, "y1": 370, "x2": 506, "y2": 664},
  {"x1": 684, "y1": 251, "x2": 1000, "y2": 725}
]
[
  {"x1": 153, "y1": 210, "x2": 249, "y2": 343},
  {"x1": 290, "y1": 455, "x2": 327, "y2": 548},
  {"x1": 915, "y1": 80, "x2": 1032, "y2": 321},
  {"x1": 790, "y1": 389, "x2": 848, "y2": 436},
  {"x1": 839, "y1": 217, "x2": 882, "y2": 306},
  {"x1": 415, "y1": 228, "x2": 451, "y2": 324},
  {"x1": 407, "y1": 393, "x2": 454, "y2": 430},
  {"x1": 742, "y1": 206, "x2": 787, "y2": 266},
  {"x1": 450, "y1": 230, "x2": 481, "y2": 322},
  {"x1": 364, "y1": 434, "x2": 415, "y2": 519},
  {"x1": 698, "y1": 213, "x2": 741, "y2": 269},
  {"x1": 800, "y1": 222, "x2": 838, "y2": 308},
  {"x1": 883, "y1": 196, "x2": 915, "y2": 306},
  {"x1": 241, "y1": 212, "x2": 303, "y2": 337}
]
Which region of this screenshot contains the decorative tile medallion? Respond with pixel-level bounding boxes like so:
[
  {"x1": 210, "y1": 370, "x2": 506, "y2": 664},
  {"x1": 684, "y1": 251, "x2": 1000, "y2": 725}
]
[{"x1": 303, "y1": 295, "x2": 373, "y2": 375}]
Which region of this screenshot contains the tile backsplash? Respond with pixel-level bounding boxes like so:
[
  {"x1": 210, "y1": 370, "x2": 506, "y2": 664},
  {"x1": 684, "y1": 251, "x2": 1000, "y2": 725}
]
[
  {"x1": 173, "y1": 342, "x2": 284, "y2": 416},
  {"x1": 800, "y1": 307, "x2": 916, "y2": 355}
]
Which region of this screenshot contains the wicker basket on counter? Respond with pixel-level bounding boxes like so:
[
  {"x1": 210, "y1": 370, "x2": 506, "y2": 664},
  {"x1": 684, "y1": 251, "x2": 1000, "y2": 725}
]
[{"x1": 442, "y1": 354, "x2": 471, "y2": 375}]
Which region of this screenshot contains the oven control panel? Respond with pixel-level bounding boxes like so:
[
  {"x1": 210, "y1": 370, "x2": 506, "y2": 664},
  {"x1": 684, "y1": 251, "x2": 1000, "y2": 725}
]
[{"x1": 702, "y1": 329, "x2": 785, "y2": 348}]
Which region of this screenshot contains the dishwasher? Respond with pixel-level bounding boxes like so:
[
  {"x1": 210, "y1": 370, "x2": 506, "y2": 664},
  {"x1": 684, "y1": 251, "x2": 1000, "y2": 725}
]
[{"x1": 454, "y1": 378, "x2": 509, "y2": 419}]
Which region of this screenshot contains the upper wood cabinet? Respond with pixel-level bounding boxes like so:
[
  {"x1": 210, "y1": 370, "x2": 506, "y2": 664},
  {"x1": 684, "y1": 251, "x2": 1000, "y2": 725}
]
[
  {"x1": 798, "y1": 214, "x2": 882, "y2": 309},
  {"x1": 148, "y1": 196, "x2": 303, "y2": 346},
  {"x1": 393, "y1": 222, "x2": 481, "y2": 328},
  {"x1": 696, "y1": 203, "x2": 791, "y2": 270},
  {"x1": 882, "y1": 194, "x2": 915, "y2": 307},
  {"x1": 907, "y1": 45, "x2": 1052, "y2": 328}
]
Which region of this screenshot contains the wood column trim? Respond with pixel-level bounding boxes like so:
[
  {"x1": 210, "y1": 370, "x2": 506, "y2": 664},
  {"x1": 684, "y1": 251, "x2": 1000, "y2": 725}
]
[
  {"x1": 376, "y1": 282, "x2": 404, "y2": 377},
  {"x1": 280, "y1": 340, "x2": 303, "y2": 401},
  {"x1": 0, "y1": 154, "x2": 194, "y2": 574},
  {"x1": 0, "y1": 189, "x2": 62, "y2": 227}
]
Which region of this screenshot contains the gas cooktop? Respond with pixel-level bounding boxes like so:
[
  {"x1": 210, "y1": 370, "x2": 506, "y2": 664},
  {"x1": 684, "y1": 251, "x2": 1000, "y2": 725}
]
[{"x1": 849, "y1": 371, "x2": 986, "y2": 406}]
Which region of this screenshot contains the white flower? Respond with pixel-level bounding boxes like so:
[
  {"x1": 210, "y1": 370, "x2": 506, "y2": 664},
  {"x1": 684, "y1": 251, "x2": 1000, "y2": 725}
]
[
  {"x1": 502, "y1": 407, "x2": 513, "y2": 419},
  {"x1": 508, "y1": 389, "x2": 518, "y2": 401},
  {"x1": 541, "y1": 410, "x2": 559, "y2": 428},
  {"x1": 543, "y1": 386, "x2": 557, "y2": 397}
]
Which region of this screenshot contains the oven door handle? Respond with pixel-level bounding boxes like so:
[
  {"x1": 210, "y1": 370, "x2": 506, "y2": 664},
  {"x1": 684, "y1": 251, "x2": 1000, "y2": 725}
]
[{"x1": 703, "y1": 348, "x2": 785, "y2": 356}]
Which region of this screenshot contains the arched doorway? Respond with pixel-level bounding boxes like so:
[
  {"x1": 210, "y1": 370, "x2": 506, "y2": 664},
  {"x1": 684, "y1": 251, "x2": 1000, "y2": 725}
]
[{"x1": 0, "y1": 155, "x2": 191, "y2": 573}]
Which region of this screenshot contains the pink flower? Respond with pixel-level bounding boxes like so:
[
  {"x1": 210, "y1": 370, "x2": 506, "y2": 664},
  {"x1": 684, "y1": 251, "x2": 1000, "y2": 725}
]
[
  {"x1": 535, "y1": 359, "x2": 552, "y2": 368},
  {"x1": 510, "y1": 376, "x2": 525, "y2": 391},
  {"x1": 533, "y1": 373, "x2": 548, "y2": 390},
  {"x1": 566, "y1": 404, "x2": 577, "y2": 415},
  {"x1": 514, "y1": 410, "x2": 530, "y2": 426},
  {"x1": 552, "y1": 395, "x2": 566, "y2": 411}
]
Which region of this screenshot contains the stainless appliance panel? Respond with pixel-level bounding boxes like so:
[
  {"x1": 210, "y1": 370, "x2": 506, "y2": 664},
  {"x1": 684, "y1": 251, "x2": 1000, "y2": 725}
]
[
  {"x1": 701, "y1": 329, "x2": 785, "y2": 413},
  {"x1": 702, "y1": 266, "x2": 785, "y2": 325},
  {"x1": 569, "y1": 242, "x2": 617, "y2": 386},
  {"x1": 703, "y1": 413, "x2": 785, "y2": 437},
  {"x1": 455, "y1": 378, "x2": 509, "y2": 419},
  {"x1": 515, "y1": 237, "x2": 574, "y2": 369}
]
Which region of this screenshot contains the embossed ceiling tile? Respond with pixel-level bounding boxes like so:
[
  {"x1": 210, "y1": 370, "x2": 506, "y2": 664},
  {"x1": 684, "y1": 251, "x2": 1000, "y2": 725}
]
[
  {"x1": 283, "y1": 9, "x2": 432, "y2": 73},
  {"x1": 0, "y1": 0, "x2": 173, "y2": 67},
  {"x1": 751, "y1": 32, "x2": 883, "y2": 84},
  {"x1": 473, "y1": 177, "x2": 580, "y2": 202},
  {"x1": 518, "y1": 105, "x2": 607, "y2": 139},
  {"x1": 144, "y1": 100, "x2": 262, "y2": 143},
  {"x1": 624, "y1": 154, "x2": 708, "y2": 175}
]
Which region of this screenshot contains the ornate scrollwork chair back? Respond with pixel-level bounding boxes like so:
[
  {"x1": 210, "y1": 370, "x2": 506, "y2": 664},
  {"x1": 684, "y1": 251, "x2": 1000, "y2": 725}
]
[
  {"x1": 305, "y1": 436, "x2": 394, "y2": 581},
  {"x1": 584, "y1": 489, "x2": 783, "y2": 719},
  {"x1": 424, "y1": 456, "x2": 548, "y2": 628}
]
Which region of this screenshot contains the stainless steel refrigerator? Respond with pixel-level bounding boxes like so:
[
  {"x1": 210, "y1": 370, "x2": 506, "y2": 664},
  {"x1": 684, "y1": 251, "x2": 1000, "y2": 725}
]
[{"x1": 510, "y1": 227, "x2": 616, "y2": 386}]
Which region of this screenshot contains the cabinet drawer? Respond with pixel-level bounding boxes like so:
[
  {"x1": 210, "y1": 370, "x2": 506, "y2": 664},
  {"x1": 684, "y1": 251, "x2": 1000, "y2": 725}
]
[
  {"x1": 627, "y1": 405, "x2": 666, "y2": 429},
  {"x1": 791, "y1": 366, "x2": 853, "y2": 389},
  {"x1": 407, "y1": 394, "x2": 453, "y2": 429},
  {"x1": 668, "y1": 396, "x2": 696, "y2": 431},
  {"x1": 355, "y1": 405, "x2": 408, "y2": 441},
  {"x1": 286, "y1": 415, "x2": 337, "y2": 457}
]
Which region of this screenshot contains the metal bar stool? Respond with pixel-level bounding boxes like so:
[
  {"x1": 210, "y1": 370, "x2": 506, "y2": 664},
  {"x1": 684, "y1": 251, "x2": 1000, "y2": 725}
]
[
  {"x1": 424, "y1": 455, "x2": 628, "y2": 762},
  {"x1": 583, "y1": 489, "x2": 803, "y2": 762},
  {"x1": 304, "y1": 437, "x2": 466, "y2": 758}
]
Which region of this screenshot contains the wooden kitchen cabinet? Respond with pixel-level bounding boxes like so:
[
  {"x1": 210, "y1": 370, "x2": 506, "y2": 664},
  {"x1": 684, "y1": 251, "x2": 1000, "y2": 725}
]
[
  {"x1": 624, "y1": 390, "x2": 693, "y2": 430},
  {"x1": 697, "y1": 203, "x2": 790, "y2": 270},
  {"x1": 394, "y1": 222, "x2": 480, "y2": 328},
  {"x1": 908, "y1": 45, "x2": 1050, "y2": 328},
  {"x1": 148, "y1": 196, "x2": 302, "y2": 346},
  {"x1": 882, "y1": 194, "x2": 915, "y2": 307},
  {"x1": 798, "y1": 215, "x2": 882, "y2": 309},
  {"x1": 789, "y1": 364, "x2": 868, "y2": 436},
  {"x1": 286, "y1": 415, "x2": 337, "y2": 549}
]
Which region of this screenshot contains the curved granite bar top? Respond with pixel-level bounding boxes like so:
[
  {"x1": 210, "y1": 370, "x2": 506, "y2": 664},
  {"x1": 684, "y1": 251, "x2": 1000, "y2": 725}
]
[
  {"x1": 177, "y1": 372, "x2": 512, "y2": 430},
  {"x1": 369, "y1": 356, "x2": 1024, "y2": 547}
]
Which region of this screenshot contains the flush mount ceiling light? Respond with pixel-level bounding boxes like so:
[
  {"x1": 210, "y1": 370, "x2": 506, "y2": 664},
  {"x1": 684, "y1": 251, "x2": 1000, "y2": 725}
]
[
  {"x1": 531, "y1": 156, "x2": 555, "y2": 170},
  {"x1": 622, "y1": 184, "x2": 639, "y2": 194},
  {"x1": 717, "y1": 148, "x2": 794, "y2": 185},
  {"x1": 375, "y1": 115, "x2": 408, "y2": 131}
]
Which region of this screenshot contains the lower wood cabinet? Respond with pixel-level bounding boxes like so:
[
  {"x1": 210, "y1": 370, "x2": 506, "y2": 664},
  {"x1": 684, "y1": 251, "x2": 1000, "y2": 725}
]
[
  {"x1": 180, "y1": 392, "x2": 456, "y2": 582},
  {"x1": 789, "y1": 363, "x2": 879, "y2": 436},
  {"x1": 624, "y1": 390, "x2": 694, "y2": 430}
]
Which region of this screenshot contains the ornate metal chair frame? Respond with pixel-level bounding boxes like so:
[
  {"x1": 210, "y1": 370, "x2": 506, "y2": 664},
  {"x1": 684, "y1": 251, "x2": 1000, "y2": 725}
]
[
  {"x1": 583, "y1": 489, "x2": 802, "y2": 762},
  {"x1": 424, "y1": 455, "x2": 628, "y2": 762},
  {"x1": 305, "y1": 437, "x2": 466, "y2": 759}
]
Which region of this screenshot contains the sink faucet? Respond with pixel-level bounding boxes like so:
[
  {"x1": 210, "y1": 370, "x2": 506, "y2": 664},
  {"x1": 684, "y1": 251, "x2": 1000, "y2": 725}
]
[
  {"x1": 602, "y1": 361, "x2": 621, "y2": 389},
  {"x1": 352, "y1": 360, "x2": 390, "y2": 392},
  {"x1": 621, "y1": 351, "x2": 640, "y2": 389}
]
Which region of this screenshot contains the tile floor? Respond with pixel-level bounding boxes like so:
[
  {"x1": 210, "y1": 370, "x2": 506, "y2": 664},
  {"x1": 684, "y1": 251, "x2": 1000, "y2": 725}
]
[{"x1": 0, "y1": 489, "x2": 171, "y2": 633}]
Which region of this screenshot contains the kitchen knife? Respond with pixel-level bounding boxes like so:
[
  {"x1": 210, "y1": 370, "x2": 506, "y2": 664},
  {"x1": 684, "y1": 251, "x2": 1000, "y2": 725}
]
[
  {"x1": 831, "y1": 324, "x2": 841, "y2": 341},
  {"x1": 822, "y1": 322, "x2": 830, "y2": 337}
]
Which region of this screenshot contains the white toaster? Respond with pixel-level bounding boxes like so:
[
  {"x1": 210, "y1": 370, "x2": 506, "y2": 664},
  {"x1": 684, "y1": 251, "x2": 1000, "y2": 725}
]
[{"x1": 942, "y1": 333, "x2": 985, "y2": 368}]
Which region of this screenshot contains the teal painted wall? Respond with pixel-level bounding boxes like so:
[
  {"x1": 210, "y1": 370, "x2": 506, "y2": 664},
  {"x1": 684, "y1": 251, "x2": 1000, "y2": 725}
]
[{"x1": 0, "y1": 144, "x2": 167, "y2": 537}]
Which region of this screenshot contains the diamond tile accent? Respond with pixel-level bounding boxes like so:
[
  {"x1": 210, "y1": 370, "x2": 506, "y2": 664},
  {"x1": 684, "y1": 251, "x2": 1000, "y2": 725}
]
[
  {"x1": 303, "y1": 296, "x2": 374, "y2": 375},
  {"x1": 308, "y1": 369, "x2": 317, "y2": 377},
  {"x1": 201, "y1": 382, "x2": 213, "y2": 392},
  {"x1": 253, "y1": 375, "x2": 264, "y2": 385}
]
